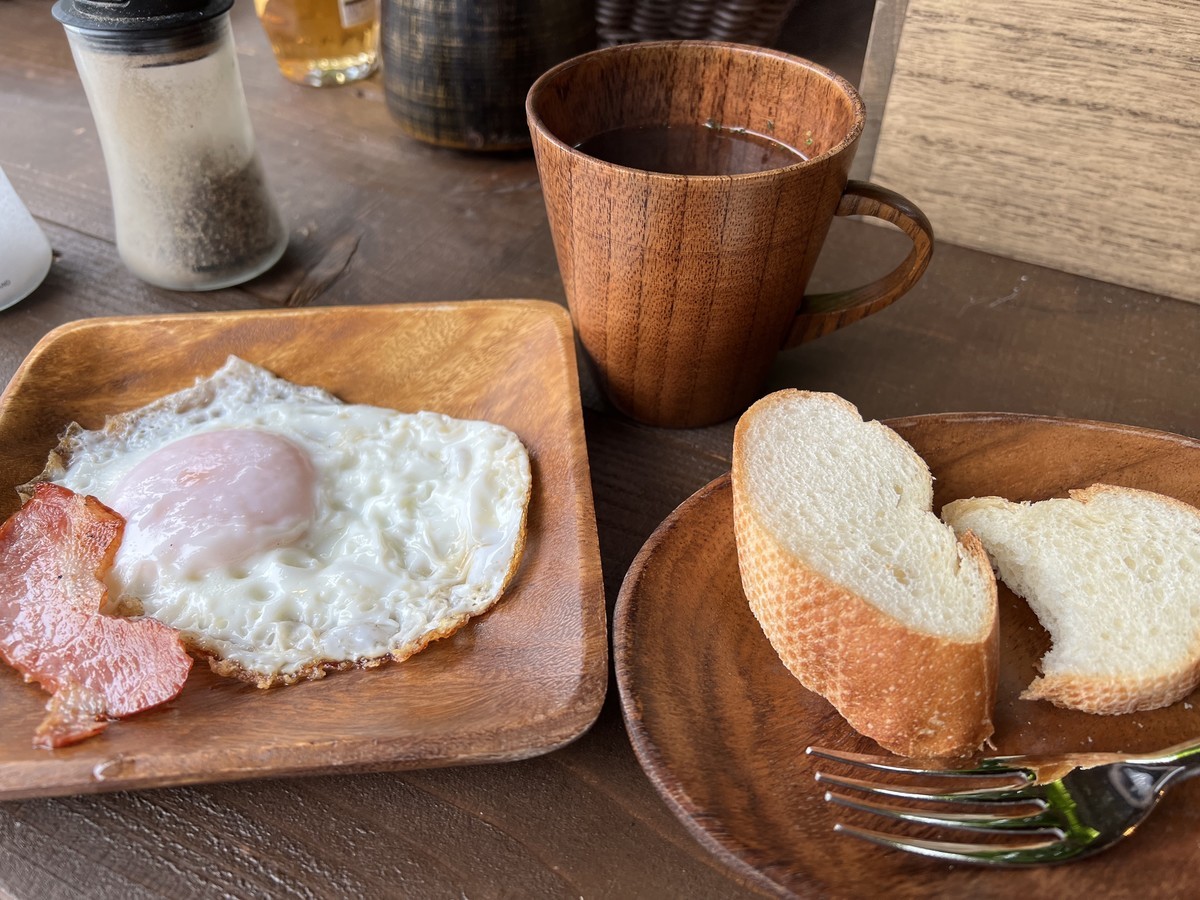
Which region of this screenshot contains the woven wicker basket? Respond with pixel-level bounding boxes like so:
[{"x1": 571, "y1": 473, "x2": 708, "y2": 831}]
[{"x1": 596, "y1": 0, "x2": 800, "y2": 46}]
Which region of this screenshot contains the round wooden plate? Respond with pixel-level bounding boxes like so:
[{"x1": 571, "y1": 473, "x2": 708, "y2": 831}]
[{"x1": 614, "y1": 413, "x2": 1200, "y2": 899}]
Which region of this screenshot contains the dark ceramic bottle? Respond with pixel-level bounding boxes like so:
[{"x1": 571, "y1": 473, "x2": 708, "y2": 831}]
[{"x1": 381, "y1": 0, "x2": 596, "y2": 151}]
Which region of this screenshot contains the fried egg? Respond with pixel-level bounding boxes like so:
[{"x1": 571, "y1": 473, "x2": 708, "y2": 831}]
[{"x1": 30, "y1": 357, "x2": 531, "y2": 686}]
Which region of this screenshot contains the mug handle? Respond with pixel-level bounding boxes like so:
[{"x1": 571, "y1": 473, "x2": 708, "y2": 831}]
[{"x1": 784, "y1": 180, "x2": 934, "y2": 347}]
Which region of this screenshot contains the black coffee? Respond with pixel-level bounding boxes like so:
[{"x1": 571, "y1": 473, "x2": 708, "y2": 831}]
[{"x1": 575, "y1": 123, "x2": 807, "y2": 175}]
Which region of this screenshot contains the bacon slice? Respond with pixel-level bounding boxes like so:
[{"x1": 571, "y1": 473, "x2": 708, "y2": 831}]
[
  {"x1": 0, "y1": 483, "x2": 192, "y2": 747},
  {"x1": 34, "y1": 682, "x2": 109, "y2": 749}
]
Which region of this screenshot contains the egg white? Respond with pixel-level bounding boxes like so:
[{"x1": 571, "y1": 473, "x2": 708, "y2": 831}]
[{"x1": 40, "y1": 357, "x2": 531, "y2": 685}]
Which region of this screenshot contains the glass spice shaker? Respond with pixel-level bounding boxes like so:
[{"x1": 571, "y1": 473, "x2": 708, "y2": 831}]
[{"x1": 52, "y1": 0, "x2": 288, "y2": 291}]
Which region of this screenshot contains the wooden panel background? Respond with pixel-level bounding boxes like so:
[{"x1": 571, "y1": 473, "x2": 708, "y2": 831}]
[
  {"x1": 849, "y1": 0, "x2": 908, "y2": 181},
  {"x1": 867, "y1": 0, "x2": 1200, "y2": 303}
]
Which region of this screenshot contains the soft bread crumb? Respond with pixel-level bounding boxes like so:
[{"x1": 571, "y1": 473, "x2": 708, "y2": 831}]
[
  {"x1": 943, "y1": 485, "x2": 1200, "y2": 714},
  {"x1": 738, "y1": 393, "x2": 992, "y2": 640},
  {"x1": 733, "y1": 391, "x2": 998, "y2": 757}
]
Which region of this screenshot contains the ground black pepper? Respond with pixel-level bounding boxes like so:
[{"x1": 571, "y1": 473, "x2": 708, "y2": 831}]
[
  {"x1": 164, "y1": 155, "x2": 285, "y2": 279},
  {"x1": 66, "y1": 14, "x2": 286, "y2": 290}
]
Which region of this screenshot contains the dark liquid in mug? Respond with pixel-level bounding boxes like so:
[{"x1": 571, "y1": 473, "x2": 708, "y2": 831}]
[{"x1": 574, "y1": 123, "x2": 808, "y2": 175}]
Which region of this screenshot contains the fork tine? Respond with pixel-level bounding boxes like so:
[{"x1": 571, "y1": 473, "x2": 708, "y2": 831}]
[
  {"x1": 834, "y1": 823, "x2": 1070, "y2": 866},
  {"x1": 815, "y1": 771, "x2": 1045, "y2": 804},
  {"x1": 824, "y1": 790, "x2": 1061, "y2": 834},
  {"x1": 806, "y1": 745, "x2": 1032, "y2": 779}
]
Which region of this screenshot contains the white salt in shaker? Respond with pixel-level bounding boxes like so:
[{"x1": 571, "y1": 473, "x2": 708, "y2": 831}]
[
  {"x1": 52, "y1": 0, "x2": 287, "y2": 291},
  {"x1": 0, "y1": 167, "x2": 53, "y2": 311}
]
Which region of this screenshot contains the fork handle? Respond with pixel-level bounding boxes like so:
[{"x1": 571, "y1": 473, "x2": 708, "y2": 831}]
[{"x1": 1141, "y1": 736, "x2": 1200, "y2": 776}]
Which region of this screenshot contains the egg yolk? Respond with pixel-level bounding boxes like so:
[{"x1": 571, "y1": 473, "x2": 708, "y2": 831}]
[{"x1": 106, "y1": 429, "x2": 316, "y2": 594}]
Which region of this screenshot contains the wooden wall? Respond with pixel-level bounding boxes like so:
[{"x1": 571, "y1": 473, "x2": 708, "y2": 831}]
[{"x1": 865, "y1": 0, "x2": 1200, "y2": 303}]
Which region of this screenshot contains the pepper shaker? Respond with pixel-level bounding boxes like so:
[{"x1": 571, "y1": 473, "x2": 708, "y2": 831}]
[{"x1": 53, "y1": 0, "x2": 287, "y2": 291}]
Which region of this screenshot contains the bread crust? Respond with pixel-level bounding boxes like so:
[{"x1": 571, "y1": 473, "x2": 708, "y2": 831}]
[
  {"x1": 1022, "y1": 670, "x2": 1200, "y2": 715},
  {"x1": 732, "y1": 391, "x2": 998, "y2": 757}
]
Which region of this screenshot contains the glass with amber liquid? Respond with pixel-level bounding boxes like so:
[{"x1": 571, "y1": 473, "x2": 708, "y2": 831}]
[{"x1": 254, "y1": 0, "x2": 379, "y2": 86}]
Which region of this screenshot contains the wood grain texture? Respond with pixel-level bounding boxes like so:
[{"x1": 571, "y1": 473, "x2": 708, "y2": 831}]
[
  {"x1": 870, "y1": 0, "x2": 1200, "y2": 302},
  {"x1": 0, "y1": 0, "x2": 1198, "y2": 895},
  {"x1": 787, "y1": 180, "x2": 933, "y2": 343},
  {"x1": 529, "y1": 40, "x2": 934, "y2": 427},
  {"x1": 0, "y1": 303, "x2": 606, "y2": 799},
  {"x1": 616, "y1": 415, "x2": 1200, "y2": 898}
]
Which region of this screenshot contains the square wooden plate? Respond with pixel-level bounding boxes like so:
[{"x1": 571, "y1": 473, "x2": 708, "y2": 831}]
[{"x1": 0, "y1": 301, "x2": 606, "y2": 800}]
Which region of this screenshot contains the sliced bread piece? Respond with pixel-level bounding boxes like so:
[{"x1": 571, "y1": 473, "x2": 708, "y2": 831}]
[
  {"x1": 942, "y1": 485, "x2": 1200, "y2": 714},
  {"x1": 732, "y1": 391, "x2": 998, "y2": 757}
]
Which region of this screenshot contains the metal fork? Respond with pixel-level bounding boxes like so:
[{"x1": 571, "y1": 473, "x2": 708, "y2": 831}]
[{"x1": 807, "y1": 738, "x2": 1200, "y2": 865}]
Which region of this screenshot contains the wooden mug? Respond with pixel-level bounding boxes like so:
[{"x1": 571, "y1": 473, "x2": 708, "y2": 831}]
[{"x1": 527, "y1": 41, "x2": 934, "y2": 427}]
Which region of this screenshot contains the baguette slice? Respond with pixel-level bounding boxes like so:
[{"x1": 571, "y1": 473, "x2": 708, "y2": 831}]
[
  {"x1": 942, "y1": 485, "x2": 1200, "y2": 714},
  {"x1": 732, "y1": 391, "x2": 998, "y2": 757}
]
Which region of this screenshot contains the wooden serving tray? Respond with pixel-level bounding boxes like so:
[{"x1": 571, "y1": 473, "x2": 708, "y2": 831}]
[
  {"x1": 0, "y1": 301, "x2": 606, "y2": 800},
  {"x1": 616, "y1": 413, "x2": 1200, "y2": 898}
]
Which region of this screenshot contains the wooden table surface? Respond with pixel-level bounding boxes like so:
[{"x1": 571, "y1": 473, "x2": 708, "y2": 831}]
[{"x1": 1, "y1": 2, "x2": 1197, "y2": 897}]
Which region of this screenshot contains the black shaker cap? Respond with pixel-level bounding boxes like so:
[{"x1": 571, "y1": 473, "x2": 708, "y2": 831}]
[{"x1": 52, "y1": 0, "x2": 235, "y2": 32}]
